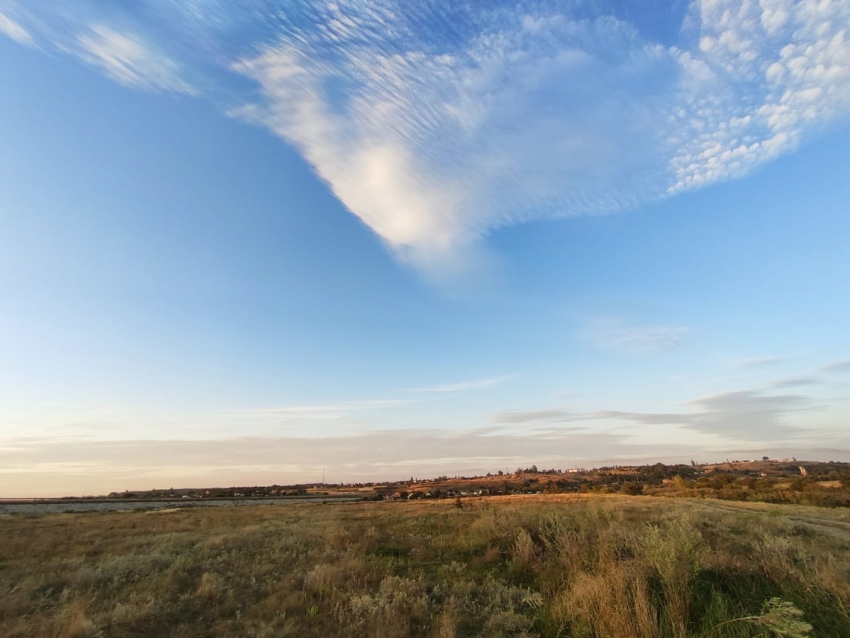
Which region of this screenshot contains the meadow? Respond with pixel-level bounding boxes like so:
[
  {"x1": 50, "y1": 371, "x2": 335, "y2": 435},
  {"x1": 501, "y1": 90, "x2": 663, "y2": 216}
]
[{"x1": 1, "y1": 495, "x2": 849, "y2": 637}]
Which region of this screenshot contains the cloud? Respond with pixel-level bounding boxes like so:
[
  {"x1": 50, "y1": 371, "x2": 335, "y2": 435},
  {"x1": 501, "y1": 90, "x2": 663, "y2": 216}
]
[
  {"x1": 592, "y1": 389, "x2": 813, "y2": 441},
  {"x1": 74, "y1": 25, "x2": 195, "y2": 94},
  {"x1": 6, "y1": 413, "x2": 848, "y2": 496},
  {"x1": 682, "y1": 389, "x2": 811, "y2": 439},
  {"x1": 230, "y1": 7, "x2": 677, "y2": 268},
  {"x1": 819, "y1": 358, "x2": 850, "y2": 374},
  {"x1": 670, "y1": 0, "x2": 850, "y2": 192},
  {"x1": 732, "y1": 356, "x2": 785, "y2": 368},
  {"x1": 0, "y1": 428, "x2": 708, "y2": 497},
  {"x1": 581, "y1": 318, "x2": 689, "y2": 352},
  {"x1": 494, "y1": 409, "x2": 573, "y2": 424},
  {"x1": 770, "y1": 375, "x2": 819, "y2": 389},
  {"x1": 495, "y1": 387, "x2": 816, "y2": 442},
  {"x1": 0, "y1": 11, "x2": 32, "y2": 45},
  {"x1": 4, "y1": 1, "x2": 850, "y2": 271},
  {"x1": 228, "y1": 0, "x2": 850, "y2": 267},
  {"x1": 230, "y1": 374, "x2": 519, "y2": 425},
  {"x1": 231, "y1": 399, "x2": 411, "y2": 421},
  {"x1": 409, "y1": 374, "x2": 516, "y2": 393}
]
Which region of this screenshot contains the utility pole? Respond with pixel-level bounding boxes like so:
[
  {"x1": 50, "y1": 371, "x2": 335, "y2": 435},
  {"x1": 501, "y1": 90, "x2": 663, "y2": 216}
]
[{"x1": 322, "y1": 467, "x2": 325, "y2": 485}]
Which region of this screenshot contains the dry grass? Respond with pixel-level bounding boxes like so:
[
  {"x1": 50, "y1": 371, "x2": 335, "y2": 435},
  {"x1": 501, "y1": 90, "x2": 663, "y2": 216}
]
[{"x1": 0, "y1": 495, "x2": 848, "y2": 636}]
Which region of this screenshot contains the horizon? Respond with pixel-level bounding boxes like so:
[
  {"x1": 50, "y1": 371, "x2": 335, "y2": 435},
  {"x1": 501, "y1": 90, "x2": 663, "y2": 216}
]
[
  {"x1": 3, "y1": 454, "x2": 840, "y2": 500},
  {"x1": 2, "y1": 0, "x2": 850, "y2": 499}
]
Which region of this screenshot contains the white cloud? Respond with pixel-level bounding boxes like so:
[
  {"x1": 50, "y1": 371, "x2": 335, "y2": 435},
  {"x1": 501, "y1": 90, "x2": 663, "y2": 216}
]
[
  {"x1": 732, "y1": 356, "x2": 785, "y2": 368},
  {"x1": 231, "y1": 399, "x2": 411, "y2": 421},
  {"x1": 0, "y1": 11, "x2": 32, "y2": 45},
  {"x1": 668, "y1": 0, "x2": 850, "y2": 191},
  {"x1": 229, "y1": 0, "x2": 850, "y2": 269},
  {"x1": 4, "y1": 1, "x2": 850, "y2": 271},
  {"x1": 581, "y1": 318, "x2": 690, "y2": 352},
  {"x1": 231, "y1": 9, "x2": 675, "y2": 269},
  {"x1": 409, "y1": 374, "x2": 516, "y2": 393},
  {"x1": 75, "y1": 25, "x2": 195, "y2": 94}
]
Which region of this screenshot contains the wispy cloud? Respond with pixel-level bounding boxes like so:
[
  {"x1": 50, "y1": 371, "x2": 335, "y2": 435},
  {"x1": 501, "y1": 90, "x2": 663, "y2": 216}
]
[
  {"x1": 409, "y1": 374, "x2": 516, "y2": 393},
  {"x1": 581, "y1": 318, "x2": 689, "y2": 353},
  {"x1": 6, "y1": 417, "x2": 847, "y2": 497},
  {"x1": 231, "y1": 399, "x2": 411, "y2": 421},
  {"x1": 0, "y1": 11, "x2": 32, "y2": 45},
  {"x1": 4, "y1": 1, "x2": 850, "y2": 271},
  {"x1": 682, "y1": 389, "x2": 812, "y2": 440},
  {"x1": 0, "y1": 428, "x2": 706, "y2": 497},
  {"x1": 74, "y1": 25, "x2": 195, "y2": 94},
  {"x1": 732, "y1": 356, "x2": 785, "y2": 368},
  {"x1": 819, "y1": 358, "x2": 850, "y2": 374},
  {"x1": 494, "y1": 386, "x2": 818, "y2": 442},
  {"x1": 602, "y1": 388, "x2": 814, "y2": 441},
  {"x1": 769, "y1": 375, "x2": 820, "y2": 389},
  {"x1": 494, "y1": 409, "x2": 572, "y2": 424},
  {"x1": 229, "y1": 374, "x2": 515, "y2": 425},
  {"x1": 229, "y1": 0, "x2": 850, "y2": 267}
]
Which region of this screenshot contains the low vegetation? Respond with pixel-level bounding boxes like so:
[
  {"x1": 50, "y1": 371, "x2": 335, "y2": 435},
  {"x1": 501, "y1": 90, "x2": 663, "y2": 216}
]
[
  {"x1": 1, "y1": 495, "x2": 849, "y2": 637},
  {"x1": 67, "y1": 460, "x2": 850, "y2": 510}
]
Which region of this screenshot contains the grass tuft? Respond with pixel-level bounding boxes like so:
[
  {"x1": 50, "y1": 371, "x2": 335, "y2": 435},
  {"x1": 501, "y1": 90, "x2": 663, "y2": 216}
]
[{"x1": 0, "y1": 496, "x2": 847, "y2": 637}]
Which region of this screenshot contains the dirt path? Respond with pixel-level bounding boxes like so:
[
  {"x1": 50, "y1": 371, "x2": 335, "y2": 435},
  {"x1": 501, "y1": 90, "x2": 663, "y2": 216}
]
[{"x1": 691, "y1": 499, "x2": 850, "y2": 541}]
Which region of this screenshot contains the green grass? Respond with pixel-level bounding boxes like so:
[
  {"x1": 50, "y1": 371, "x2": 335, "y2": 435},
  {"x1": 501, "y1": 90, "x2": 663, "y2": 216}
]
[{"x1": 0, "y1": 495, "x2": 848, "y2": 637}]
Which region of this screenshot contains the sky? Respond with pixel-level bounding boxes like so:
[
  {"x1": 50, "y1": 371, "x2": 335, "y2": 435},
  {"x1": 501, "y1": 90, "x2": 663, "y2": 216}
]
[{"x1": 1, "y1": 0, "x2": 849, "y2": 497}]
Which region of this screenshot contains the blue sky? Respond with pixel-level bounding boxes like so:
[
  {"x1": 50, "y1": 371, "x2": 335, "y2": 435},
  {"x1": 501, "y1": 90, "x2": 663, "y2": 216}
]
[{"x1": 1, "y1": 0, "x2": 849, "y2": 496}]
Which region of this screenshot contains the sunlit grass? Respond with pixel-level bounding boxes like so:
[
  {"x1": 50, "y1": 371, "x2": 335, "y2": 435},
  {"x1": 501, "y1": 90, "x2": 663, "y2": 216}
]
[{"x1": 1, "y1": 495, "x2": 847, "y2": 636}]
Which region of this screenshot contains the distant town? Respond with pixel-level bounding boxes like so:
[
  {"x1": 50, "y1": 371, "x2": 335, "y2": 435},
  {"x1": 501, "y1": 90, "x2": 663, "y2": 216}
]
[{"x1": 6, "y1": 458, "x2": 849, "y2": 508}]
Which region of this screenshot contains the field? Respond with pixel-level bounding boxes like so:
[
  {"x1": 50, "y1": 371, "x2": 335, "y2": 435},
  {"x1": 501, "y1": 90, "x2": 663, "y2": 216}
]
[{"x1": 1, "y1": 495, "x2": 849, "y2": 637}]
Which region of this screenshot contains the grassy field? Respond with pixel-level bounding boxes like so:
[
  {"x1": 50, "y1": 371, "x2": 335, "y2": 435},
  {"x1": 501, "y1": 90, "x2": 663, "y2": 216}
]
[{"x1": 1, "y1": 495, "x2": 849, "y2": 637}]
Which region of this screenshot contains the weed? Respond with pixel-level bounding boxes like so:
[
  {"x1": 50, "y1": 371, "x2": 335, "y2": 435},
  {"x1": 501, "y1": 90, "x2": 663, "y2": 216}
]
[{"x1": 0, "y1": 497, "x2": 847, "y2": 637}]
